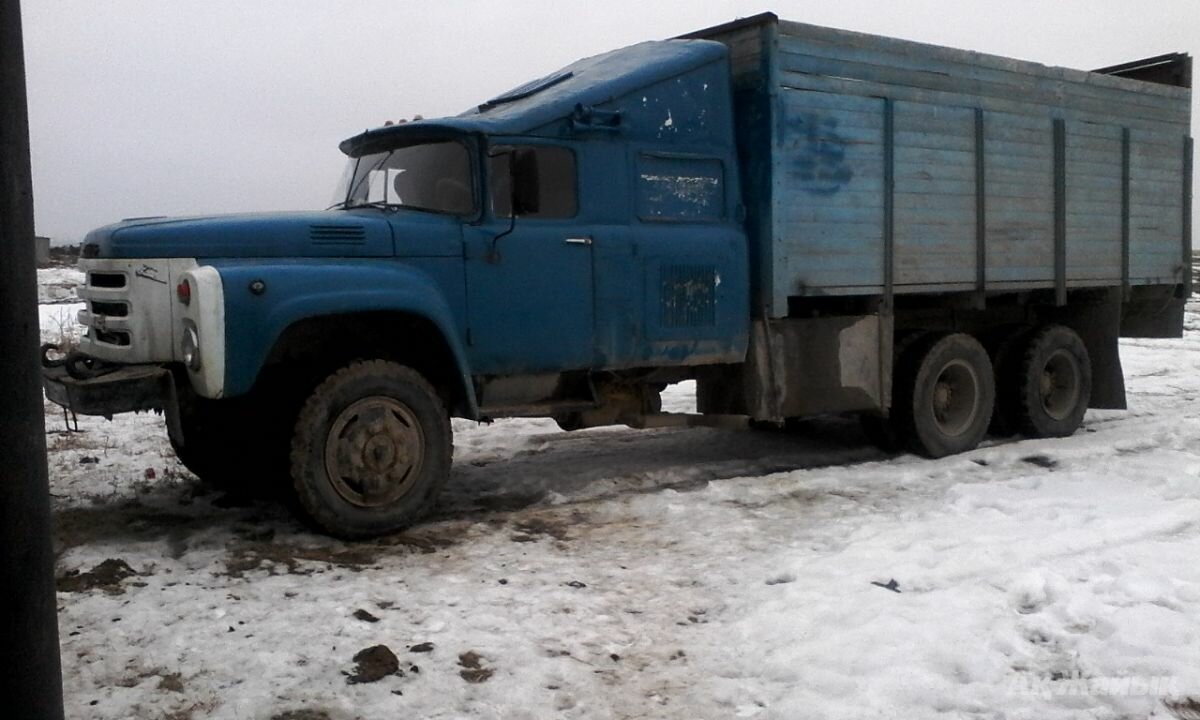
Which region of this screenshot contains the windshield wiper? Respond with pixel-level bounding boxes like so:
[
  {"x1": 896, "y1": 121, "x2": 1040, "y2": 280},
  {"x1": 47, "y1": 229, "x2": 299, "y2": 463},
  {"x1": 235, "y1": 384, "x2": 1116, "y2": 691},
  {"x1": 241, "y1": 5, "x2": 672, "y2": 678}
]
[
  {"x1": 339, "y1": 150, "x2": 397, "y2": 209},
  {"x1": 342, "y1": 201, "x2": 399, "y2": 211}
]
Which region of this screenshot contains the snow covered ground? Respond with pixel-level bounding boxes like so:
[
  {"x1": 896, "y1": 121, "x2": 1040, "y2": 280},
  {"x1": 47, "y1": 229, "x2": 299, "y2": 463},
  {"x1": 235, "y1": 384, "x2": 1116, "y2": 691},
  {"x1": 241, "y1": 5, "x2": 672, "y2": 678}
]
[{"x1": 40, "y1": 276, "x2": 1200, "y2": 720}]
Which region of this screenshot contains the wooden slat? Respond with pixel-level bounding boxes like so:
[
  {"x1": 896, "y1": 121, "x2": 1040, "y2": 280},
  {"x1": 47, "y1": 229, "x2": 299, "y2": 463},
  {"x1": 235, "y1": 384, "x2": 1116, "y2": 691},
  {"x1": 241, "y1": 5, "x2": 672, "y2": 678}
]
[
  {"x1": 777, "y1": 73, "x2": 1187, "y2": 137},
  {"x1": 775, "y1": 19, "x2": 1189, "y2": 101}
]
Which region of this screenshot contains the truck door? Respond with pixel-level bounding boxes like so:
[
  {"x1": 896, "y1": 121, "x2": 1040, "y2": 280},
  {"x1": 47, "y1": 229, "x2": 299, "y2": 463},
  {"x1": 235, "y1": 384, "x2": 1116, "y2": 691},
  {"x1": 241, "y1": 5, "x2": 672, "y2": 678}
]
[
  {"x1": 622, "y1": 151, "x2": 749, "y2": 365},
  {"x1": 462, "y1": 143, "x2": 594, "y2": 375}
]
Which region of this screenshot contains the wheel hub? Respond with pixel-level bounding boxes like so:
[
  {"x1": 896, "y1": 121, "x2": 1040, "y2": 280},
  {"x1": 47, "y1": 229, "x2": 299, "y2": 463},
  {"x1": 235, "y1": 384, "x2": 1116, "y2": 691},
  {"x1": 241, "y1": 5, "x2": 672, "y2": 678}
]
[
  {"x1": 324, "y1": 396, "x2": 425, "y2": 508},
  {"x1": 929, "y1": 359, "x2": 979, "y2": 437},
  {"x1": 1039, "y1": 349, "x2": 1081, "y2": 421}
]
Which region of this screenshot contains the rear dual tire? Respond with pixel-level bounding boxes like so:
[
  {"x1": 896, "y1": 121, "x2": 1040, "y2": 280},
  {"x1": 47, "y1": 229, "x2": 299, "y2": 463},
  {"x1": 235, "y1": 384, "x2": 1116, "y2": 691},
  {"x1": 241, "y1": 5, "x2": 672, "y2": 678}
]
[
  {"x1": 864, "y1": 325, "x2": 1091, "y2": 457},
  {"x1": 893, "y1": 333, "x2": 995, "y2": 458},
  {"x1": 1012, "y1": 325, "x2": 1091, "y2": 438}
]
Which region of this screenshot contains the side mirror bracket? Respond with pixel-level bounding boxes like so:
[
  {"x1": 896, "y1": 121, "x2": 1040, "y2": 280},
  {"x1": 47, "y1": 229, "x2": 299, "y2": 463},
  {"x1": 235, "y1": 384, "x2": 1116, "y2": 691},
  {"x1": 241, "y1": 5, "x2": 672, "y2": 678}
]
[{"x1": 510, "y1": 148, "x2": 540, "y2": 216}]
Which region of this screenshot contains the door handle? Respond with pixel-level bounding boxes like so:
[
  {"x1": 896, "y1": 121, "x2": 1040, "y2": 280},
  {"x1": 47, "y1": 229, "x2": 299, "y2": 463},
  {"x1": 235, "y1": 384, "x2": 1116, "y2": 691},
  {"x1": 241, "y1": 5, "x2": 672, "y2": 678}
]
[{"x1": 564, "y1": 237, "x2": 592, "y2": 246}]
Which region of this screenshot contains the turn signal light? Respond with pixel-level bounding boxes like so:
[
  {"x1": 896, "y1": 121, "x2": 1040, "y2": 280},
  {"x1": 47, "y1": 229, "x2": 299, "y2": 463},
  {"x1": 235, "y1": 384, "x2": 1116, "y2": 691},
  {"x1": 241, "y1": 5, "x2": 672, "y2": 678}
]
[{"x1": 176, "y1": 279, "x2": 191, "y2": 305}]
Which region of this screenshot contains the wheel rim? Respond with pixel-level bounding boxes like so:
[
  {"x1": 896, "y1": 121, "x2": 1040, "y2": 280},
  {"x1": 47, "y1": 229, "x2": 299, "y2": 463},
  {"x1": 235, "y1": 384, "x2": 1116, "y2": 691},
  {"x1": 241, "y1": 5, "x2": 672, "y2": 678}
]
[
  {"x1": 929, "y1": 359, "x2": 980, "y2": 437},
  {"x1": 324, "y1": 396, "x2": 425, "y2": 508},
  {"x1": 1039, "y1": 349, "x2": 1081, "y2": 421}
]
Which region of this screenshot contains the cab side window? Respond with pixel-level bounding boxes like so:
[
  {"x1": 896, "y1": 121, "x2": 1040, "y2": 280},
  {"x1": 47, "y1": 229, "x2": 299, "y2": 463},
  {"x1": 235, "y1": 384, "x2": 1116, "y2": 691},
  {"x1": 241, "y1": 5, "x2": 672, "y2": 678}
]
[
  {"x1": 489, "y1": 145, "x2": 577, "y2": 219},
  {"x1": 636, "y1": 154, "x2": 725, "y2": 222}
]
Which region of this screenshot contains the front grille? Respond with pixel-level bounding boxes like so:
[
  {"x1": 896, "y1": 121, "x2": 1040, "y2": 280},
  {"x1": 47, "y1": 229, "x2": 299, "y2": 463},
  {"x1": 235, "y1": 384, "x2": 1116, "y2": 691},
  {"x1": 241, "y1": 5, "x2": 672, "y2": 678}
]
[
  {"x1": 90, "y1": 300, "x2": 129, "y2": 317},
  {"x1": 77, "y1": 258, "x2": 188, "y2": 364},
  {"x1": 93, "y1": 329, "x2": 131, "y2": 346},
  {"x1": 89, "y1": 272, "x2": 126, "y2": 288},
  {"x1": 81, "y1": 266, "x2": 137, "y2": 352}
]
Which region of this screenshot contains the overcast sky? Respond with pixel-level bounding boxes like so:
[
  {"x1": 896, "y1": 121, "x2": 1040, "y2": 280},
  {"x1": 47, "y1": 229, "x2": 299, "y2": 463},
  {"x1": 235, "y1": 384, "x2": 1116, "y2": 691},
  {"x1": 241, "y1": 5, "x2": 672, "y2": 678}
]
[{"x1": 20, "y1": 0, "x2": 1199, "y2": 244}]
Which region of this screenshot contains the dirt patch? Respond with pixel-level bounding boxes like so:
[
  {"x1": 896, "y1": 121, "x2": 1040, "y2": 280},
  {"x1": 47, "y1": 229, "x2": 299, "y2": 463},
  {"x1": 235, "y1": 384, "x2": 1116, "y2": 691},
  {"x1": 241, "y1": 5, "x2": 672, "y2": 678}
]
[
  {"x1": 272, "y1": 711, "x2": 332, "y2": 720},
  {"x1": 157, "y1": 672, "x2": 184, "y2": 693},
  {"x1": 1021, "y1": 455, "x2": 1058, "y2": 469},
  {"x1": 56, "y1": 558, "x2": 140, "y2": 594},
  {"x1": 220, "y1": 518, "x2": 475, "y2": 577},
  {"x1": 352, "y1": 609, "x2": 380, "y2": 623},
  {"x1": 114, "y1": 667, "x2": 184, "y2": 692},
  {"x1": 449, "y1": 489, "x2": 547, "y2": 515},
  {"x1": 458, "y1": 650, "x2": 495, "y2": 683},
  {"x1": 53, "y1": 491, "x2": 279, "y2": 557},
  {"x1": 223, "y1": 541, "x2": 378, "y2": 578},
  {"x1": 347, "y1": 645, "x2": 400, "y2": 684},
  {"x1": 1165, "y1": 697, "x2": 1200, "y2": 720},
  {"x1": 376, "y1": 523, "x2": 466, "y2": 554},
  {"x1": 509, "y1": 511, "x2": 588, "y2": 543}
]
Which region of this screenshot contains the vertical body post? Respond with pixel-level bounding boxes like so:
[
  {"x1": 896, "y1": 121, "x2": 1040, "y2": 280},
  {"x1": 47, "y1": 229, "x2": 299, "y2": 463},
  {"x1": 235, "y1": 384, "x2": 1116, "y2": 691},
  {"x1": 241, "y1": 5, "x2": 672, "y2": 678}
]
[
  {"x1": 0, "y1": 1, "x2": 67, "y2": 718},
  {"x1": 882, "y1": 97, "x2": 895, "y2": 312},
  {"x1": 974, "y1": 108, "x2": 987, "y2": 308},
  {"x1": 1183, "y1": 135, "x2": 1193, "y2": 296},
  {"x1": 1052, "y1": 118, "x2": 1067, "y2": 306},
  {"x1": 1121, "y1": 128, "x2": 1131, "y2": 301}
]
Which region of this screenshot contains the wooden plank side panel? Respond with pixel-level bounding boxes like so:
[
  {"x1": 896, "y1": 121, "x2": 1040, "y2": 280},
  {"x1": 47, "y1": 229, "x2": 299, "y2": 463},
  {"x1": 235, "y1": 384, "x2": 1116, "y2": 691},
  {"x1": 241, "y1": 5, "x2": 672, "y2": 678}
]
[
  {"x1": 774, "y1": 89, "x2": 885, "y2": 295},
  {"x1": 776, "y1": 70, "x2": 1188, "y2": 138},
  {"x1": 1065, "y1": 121, "x2": 1122, "y2": 281},
  {"x1": 1128, "y1": 130, "x2": 1186, "y2": 283},
  {"x1": 984, "y1": 112, "x2": 1054, "y2": 283},
  {"x1": 775, "y1": 20, "x2": 1190, "y2": 104},
  {"x1": 754, "y1": 19, "x2": 1189, "y2": 299},
  {"x1": 892, "y1": 101, "x2": 976, "y2": 285},
  {"x1": 777, "y1": 47, "x2": 1187, "y2": 129}
]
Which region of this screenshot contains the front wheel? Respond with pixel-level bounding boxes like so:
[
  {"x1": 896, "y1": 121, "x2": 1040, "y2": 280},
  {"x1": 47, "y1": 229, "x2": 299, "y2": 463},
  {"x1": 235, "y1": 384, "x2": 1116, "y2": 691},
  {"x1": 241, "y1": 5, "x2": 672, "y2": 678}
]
[{"x1": 290, "y1": 360, "x2": 451, "y2": 539}]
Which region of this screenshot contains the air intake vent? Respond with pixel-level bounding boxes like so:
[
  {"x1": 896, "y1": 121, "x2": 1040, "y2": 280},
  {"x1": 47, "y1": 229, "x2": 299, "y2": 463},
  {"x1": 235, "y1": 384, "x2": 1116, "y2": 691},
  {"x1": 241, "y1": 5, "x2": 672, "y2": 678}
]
[
  {"x1": 309, "y1": 224, "x2": 367, "y2": 245},
  {"x1": 660, "y1": 264, "x2": 717, "y2": 328}
]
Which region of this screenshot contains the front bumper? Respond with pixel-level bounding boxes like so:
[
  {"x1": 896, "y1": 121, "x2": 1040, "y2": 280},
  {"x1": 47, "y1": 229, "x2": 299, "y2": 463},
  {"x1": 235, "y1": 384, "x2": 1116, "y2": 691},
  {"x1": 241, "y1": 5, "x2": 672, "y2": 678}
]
[{"x1": 43, "y1": 363, "x2": 174, "y2": 419}]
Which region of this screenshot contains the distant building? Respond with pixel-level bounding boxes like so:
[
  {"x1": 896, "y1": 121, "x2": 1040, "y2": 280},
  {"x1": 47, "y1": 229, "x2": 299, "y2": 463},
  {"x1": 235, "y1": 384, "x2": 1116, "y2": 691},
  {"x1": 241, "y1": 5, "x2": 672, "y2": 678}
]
[{"x1": 34, "y1": 236, "x2": 50, "y2": 267}]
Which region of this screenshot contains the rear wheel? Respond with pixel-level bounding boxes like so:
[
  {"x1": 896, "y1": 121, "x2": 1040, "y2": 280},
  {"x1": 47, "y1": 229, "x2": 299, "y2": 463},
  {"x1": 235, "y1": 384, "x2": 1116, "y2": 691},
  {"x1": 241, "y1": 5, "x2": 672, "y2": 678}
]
[
  {"x1": 1013, "y1": 325, "x2": 1091, "y2": 438},
  {"x1": 896, "y1": 333, "x2": 995, "y2": 458},
  {"x1": 290, "y1": 360, "x2": 451, "y2": 539},
  {"x1": 987, "y1": 326, "x2": 1033, "y2": 436}
]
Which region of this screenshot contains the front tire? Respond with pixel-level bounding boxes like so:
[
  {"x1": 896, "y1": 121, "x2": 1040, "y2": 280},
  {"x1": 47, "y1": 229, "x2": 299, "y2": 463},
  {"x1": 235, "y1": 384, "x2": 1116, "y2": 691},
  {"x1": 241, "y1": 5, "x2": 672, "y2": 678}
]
[
  {"x1": 168, "y1": 393, "x2": 291, "y2": 494},
  {"x1": 897, "y1": 333, "x2": 995, "y2": 458},
  {"x1": 290, "y1": 360, "x2": 451, "y2": 539}
]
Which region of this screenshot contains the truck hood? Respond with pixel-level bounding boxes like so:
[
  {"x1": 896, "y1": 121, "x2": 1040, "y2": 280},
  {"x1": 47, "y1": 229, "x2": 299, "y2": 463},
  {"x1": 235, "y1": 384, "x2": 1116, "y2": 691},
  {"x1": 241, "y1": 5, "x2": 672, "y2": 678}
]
[{"x1": 84, "y1": 211, "x2": 396, "y2": 259}]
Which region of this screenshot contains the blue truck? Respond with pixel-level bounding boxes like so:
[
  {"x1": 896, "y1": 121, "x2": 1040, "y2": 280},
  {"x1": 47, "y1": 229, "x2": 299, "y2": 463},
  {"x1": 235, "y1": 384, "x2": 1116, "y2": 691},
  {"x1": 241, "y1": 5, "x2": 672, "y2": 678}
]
[{"x1": 43, "y1": 14, "x2": 1193, "y2": 537}]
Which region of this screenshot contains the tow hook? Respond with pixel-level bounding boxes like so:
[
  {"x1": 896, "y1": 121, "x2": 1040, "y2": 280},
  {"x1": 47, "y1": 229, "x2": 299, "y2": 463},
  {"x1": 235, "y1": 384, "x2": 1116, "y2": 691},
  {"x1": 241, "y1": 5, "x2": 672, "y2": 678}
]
[
  {"x1": 39, "y1": 343, "x2": 66, "y2": 369},
  {"x1": 60, "y1": 350, "x2": 119, "y2": 380}
]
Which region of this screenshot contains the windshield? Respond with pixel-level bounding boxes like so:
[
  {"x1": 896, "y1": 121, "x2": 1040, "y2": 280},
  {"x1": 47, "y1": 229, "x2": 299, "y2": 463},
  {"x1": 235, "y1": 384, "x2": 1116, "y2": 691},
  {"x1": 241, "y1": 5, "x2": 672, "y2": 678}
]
[{"x1": 332, "y1": 140, "x2": 475, "y2": 215}]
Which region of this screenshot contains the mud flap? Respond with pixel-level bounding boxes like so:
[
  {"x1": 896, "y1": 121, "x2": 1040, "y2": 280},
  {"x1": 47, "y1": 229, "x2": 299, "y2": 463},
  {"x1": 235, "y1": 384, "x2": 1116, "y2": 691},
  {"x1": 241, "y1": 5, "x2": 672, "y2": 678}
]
[{"x1": 1041, "y1": 289, "x2": 1126, "y2": 410}]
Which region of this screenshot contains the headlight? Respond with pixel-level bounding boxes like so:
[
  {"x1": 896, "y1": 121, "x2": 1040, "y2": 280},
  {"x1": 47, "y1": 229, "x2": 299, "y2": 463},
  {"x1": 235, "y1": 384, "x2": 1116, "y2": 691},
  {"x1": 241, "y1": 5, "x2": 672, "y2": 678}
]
[{"x1": 181, "y1": 323, "x2": 201, "y2": 371}]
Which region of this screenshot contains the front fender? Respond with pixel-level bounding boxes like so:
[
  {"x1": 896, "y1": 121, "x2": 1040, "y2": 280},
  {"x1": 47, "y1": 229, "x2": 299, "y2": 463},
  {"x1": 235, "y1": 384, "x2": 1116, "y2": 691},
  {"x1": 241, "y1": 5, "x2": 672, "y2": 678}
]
[{"x1": 210, "y1": 259, "x2": 477, "y2": 415}]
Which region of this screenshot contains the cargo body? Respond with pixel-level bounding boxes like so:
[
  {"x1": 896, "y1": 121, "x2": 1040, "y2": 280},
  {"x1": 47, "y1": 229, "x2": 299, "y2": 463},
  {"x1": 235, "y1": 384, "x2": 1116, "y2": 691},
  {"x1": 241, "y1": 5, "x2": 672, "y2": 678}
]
[
  {"x1": 694, "y1": 15, "x2": 1192, "y2": 310},
  {"x1": 44, "y1": 14, "x2": 1192, "y2": 538},
  {"x1": 690, "y1": 14, "x2": 1191, "y2": 424}
]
